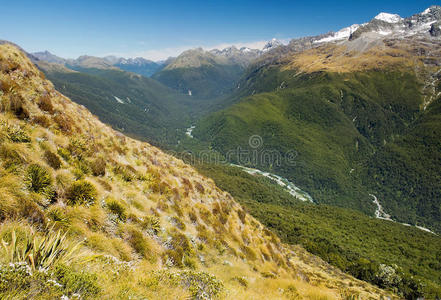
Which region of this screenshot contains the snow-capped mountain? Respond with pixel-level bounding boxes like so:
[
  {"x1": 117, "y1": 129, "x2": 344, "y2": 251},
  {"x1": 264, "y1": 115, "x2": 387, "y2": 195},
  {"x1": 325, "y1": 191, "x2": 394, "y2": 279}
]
[
  {"x1": 314, "y1": 24, "x2": 361, "y2": 43},
  {"x1": 110, "y1": 57, "x2": 164, "y2": 77},
  {"x1": 312, "y1": 5, "x2": 441, "y2": 44},
  {"x1": 262, "y1": 38, "x2": 284, "y2": 51},
  {"x1": 374, "y1": 12, "x2": 402, "y2": 23}
]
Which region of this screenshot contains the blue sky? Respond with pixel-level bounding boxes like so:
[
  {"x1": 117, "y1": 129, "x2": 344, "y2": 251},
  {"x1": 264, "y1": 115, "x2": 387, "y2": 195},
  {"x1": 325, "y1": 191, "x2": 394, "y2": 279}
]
[{"x1": 0, "y1": 0, "x2": 438, "y2": 60}]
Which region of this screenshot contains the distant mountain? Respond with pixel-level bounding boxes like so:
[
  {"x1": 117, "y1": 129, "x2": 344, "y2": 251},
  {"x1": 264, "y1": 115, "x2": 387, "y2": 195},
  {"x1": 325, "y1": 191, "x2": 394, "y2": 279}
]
[
  {"x1": 68, "y1": 55, "x2": 117, "y2": 70},
  {"x1": 106, "y1": 56, "x2": 165, "y2": 77},
  {"x1": 151, "y1": 42, "x2": 281, "y2": 99},
  {"x1": 32, "y1": 50, "x2": 67, "y2": 64},
  {"x1": 304, "y1": 5, "x2": 441, "y2": 43},
  {"x1": 152, "y1": 47, "x2": 245, "y2": 99},
  {"x1": 32, "y1": 52, "x2": 116, "y2": 70},
  {"x1": 32, "y1": 52, "x2": 165, "y2": 77},
  {"x1": 33, "y1": 38, "x2": 285, "y2": 86},
  {"x1": 262, "y1": 38, "x2": 284, "y2": 51}
]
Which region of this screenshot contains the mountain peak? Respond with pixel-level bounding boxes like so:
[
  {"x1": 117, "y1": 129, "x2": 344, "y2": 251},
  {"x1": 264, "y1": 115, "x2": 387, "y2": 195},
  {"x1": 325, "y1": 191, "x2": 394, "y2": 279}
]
[
  {"x1": 374, "y1": 12, "x2": 402, "y2": 23},
  {"x1": 262, "y1": 38, "x2": 283, "y2": 51},
  {"x1": 422, "y1": 5, "x2": 441, "y2": 15}
]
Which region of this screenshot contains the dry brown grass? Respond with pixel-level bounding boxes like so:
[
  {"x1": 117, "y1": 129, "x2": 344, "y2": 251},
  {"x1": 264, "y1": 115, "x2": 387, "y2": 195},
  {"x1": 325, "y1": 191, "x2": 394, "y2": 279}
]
[{"x1": 283, "y1": 43, "x2": 425, "y2": 74}]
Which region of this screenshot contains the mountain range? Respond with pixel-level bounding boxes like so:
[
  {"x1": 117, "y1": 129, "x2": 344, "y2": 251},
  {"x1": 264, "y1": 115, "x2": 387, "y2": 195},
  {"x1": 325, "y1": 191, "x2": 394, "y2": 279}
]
[
  {"x1": 33, "y1": 39, "x2": 284, "y2": 100},
  {"x1": 7, "y1": 5, "x2": 441, "y2": 299},
  {"x1": 0, "y1": 37, "x2": 401, "y2": 300}
]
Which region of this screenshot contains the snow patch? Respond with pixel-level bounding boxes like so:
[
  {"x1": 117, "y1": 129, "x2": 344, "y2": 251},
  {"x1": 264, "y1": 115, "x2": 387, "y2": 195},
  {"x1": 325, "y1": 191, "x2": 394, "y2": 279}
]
[
  {"x1": 314, "y1": 24, "x2": 359, "y2": 43},
  {"x1": 422, "y1": 7, "x2": 432, "y2": 15},
  {"x1": 374, "y1": 12, "x2": 402, "y2": 23},
  {"x1": 376, "y1": 30, "x2": 393, "y2": 36},
  {"x1": 262, "y1": 38, "x2": 283, "y2": 51}
]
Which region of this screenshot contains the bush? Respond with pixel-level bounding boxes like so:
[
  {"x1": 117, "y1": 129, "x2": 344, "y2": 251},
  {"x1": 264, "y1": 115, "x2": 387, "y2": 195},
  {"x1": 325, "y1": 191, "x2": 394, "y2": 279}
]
[
  {"x1": 164, "y1": 232, "x2": 193, "y2": 268},
  {"x1": 6, "y1": 124, "x2": 30, "y2": 143},
  {"x1": 37, "y1": 94, "x2": 54, "y2": 113},
  {"x1": 4, "y1": 93, "x2": 29, "y2": 119},
  {"x1": 53, "y1": 114, "x2": 73, "y2": 134},
  {"x1": 106, "y1": 198, "x2": 126, "y2": 221},
  {"x1": 0, "y1": 263, "x2": 100, "y2": 299},
  {"x1": 44, "y1": 150, "x2": 61, "y2": 169},
  {"x1": 47, "y1": 206, "x2": 69, "y2": 226},
  {"x1": 57, "y1": 148, "x2": 71, "y2": 162},
  {"x1": 141, "y1": 215, "x2": 161, "y2": 234},
  {"x1": 153, "y1": 270, "x2": 223, "y2": 300},
  {"x1": 0, "y1": 262, "x2": 35, "y2": 295},
  {"x1": 73, "y1": 160, "x2": 91, "y2": 179},
  {"x1": 0, "y1": 143, "x2": 27, "y2": 170},
  {"x1": 231, "y1": 276, "x2": 248, "y2": 288},
  {"x1": 25, "y1": 164, "x2": 53, "y2": 194},
  {"x1": 66, "y1": 180, "x2": 97, "y2": 206},
  {"x1": 113, "y1": 164, "x2": 137, "y2": 182},
  {"x1": 32, "y1": 115, "x2": 51, "y2": 127},
  {"x1": 284, "y1": 284, "x2": 300, "y2": 299},
  {"x1": 183, "y1": 256, "x2": 197, "y2": 269},
  {"x1": 91, "y1": 157, "x2": 106, "y2": 176},
  {"x1": 171, "y1": 216, "x2": 186, "y2": 230},
  {"x1": 195, "y1": 182, "x2": 205, "y2": 194},
  {"x1": 123, "y1": 226, "x2": 150, "y2": 258},
  {"x1": 240, "y1": 245, "x2": 257, "y2": 261},
  {"x1": 53, "y1": 264, "x2": 100, "y2": 297},
  {"x1": 67, "y1": 137, "x2": 88, "y2": 159}
]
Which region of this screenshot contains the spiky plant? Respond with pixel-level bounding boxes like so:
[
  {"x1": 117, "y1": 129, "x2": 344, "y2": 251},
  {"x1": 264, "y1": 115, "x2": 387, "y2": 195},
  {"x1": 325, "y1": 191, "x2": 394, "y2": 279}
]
[
  {"x1": 25, "y1": 164, "x2": 52, "y2": 194},
  {"x1": 1, "y1": 229, "x2": 83, "y2": 271}
]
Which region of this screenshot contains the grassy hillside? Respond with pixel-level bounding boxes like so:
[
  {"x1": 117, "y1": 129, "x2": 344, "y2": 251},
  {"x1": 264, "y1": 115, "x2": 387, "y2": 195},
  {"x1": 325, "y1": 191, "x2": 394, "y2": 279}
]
[
  {"x1": 0, "y1": 42, "x2": 396, "y2": 299},
  {"x1": 193, "y1": 162, "x2": 441, "y2": 299},
  {"x1": 194, "y1": 61, "x2": 441, "y2": 232}
]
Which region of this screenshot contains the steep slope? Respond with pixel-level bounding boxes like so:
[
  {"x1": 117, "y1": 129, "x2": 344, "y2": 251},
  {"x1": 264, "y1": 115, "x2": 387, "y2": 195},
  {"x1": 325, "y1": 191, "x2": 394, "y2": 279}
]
[
  {"x1": 0, "y1": 43, "x2": 395, "y2": 299},
  {"x1": 192, "y1": 162, "x2": 441, "y2": 298},
  {"x1": 193, "y1": 7, "x2": 441, "y2": 233}
]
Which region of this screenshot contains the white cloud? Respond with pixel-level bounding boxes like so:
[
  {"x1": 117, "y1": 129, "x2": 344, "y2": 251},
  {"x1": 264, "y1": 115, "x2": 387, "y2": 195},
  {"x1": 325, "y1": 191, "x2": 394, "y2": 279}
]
[{"x1": 103, "y1": 38, "x2": 290, "y2": 61}]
